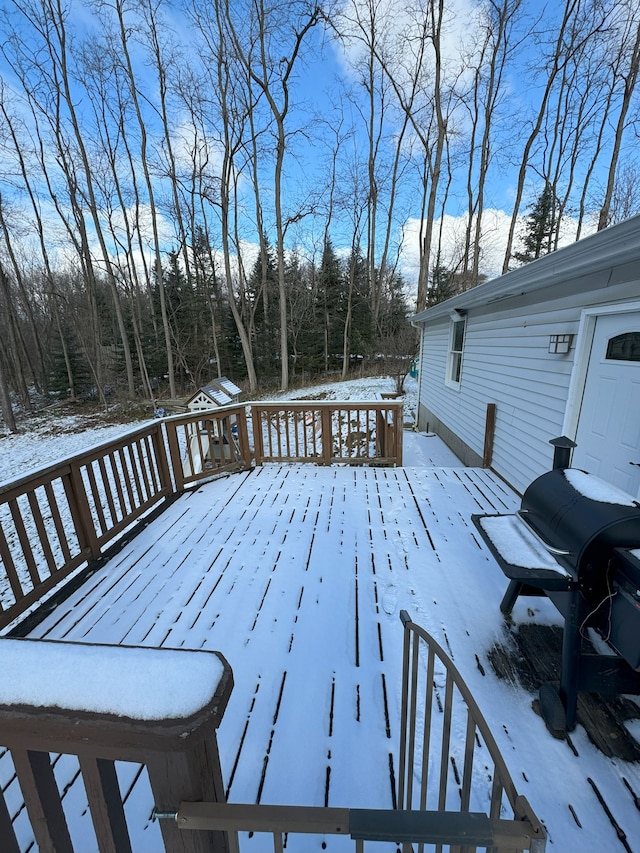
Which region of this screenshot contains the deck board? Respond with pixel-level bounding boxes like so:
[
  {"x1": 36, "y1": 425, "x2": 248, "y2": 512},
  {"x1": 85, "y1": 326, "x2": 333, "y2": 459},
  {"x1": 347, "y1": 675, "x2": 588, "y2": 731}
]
[{"x1": 5, "y1": 465, "x2": 640, "y2": 852}]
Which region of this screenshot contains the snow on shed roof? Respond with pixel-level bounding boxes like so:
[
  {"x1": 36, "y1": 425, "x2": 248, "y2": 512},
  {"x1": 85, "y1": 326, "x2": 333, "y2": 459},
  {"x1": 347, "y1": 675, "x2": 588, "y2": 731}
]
[{"x1": 212, "y1": 376, "x2": 242, "y2": 397}]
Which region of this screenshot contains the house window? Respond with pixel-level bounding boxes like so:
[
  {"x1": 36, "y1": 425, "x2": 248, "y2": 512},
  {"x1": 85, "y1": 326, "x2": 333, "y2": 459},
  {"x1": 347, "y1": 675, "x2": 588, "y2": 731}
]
[
  {"x1": 606, "y1": 332, "x2": 640, "y2": 362},
  {"x1": 447, "y1": 317, "x2": 466, "y2": 385}
]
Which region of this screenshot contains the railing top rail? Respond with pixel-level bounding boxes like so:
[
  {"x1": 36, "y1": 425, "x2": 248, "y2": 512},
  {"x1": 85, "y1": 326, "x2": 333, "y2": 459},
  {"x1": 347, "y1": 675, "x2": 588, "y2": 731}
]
[
  {"x1": 162, "y1": 404, "x2": 248, "y2": 423},
  {"x1": 0, "y1": 638, "x2": 233, "y2": 756},
  {"x1": 251, "y1": 400, "x2": 403, "y2": 410}
]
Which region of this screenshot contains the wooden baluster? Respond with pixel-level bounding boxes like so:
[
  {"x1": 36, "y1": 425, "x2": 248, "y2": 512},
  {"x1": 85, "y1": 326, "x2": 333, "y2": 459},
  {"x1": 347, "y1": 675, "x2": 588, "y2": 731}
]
[
  {"x1": 0, "y1": 781, "x2": 21, "y2": 853},
  {"x1": 79, "y1": 755, "x2": 133, "y2": 853},
  {"x1": 11, "y1": 748, "x2": 74, "y2": 853}
]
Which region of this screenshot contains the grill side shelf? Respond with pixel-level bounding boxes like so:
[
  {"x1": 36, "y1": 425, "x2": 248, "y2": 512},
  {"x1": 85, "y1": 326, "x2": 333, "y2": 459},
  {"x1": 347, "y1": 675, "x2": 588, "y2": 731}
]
[{"x1": 472, "y1": 514, "x2": 575, "y2": 592}]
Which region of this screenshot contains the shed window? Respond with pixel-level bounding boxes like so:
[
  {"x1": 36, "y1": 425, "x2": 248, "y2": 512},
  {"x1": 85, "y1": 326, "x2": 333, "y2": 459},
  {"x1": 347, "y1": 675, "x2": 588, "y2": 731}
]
[
  {"x1": 447, "y1": 317, "x2": 466, "y2": 385},
  {"x1": 606, "y1": 332, "x2": 640, "y2": 362}
]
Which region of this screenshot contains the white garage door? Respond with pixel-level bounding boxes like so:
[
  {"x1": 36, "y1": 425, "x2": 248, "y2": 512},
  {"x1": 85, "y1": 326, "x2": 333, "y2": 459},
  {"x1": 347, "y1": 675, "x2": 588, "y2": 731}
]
[{"x1": 573, "y1": 311, "x2": 640, "y2": 498}]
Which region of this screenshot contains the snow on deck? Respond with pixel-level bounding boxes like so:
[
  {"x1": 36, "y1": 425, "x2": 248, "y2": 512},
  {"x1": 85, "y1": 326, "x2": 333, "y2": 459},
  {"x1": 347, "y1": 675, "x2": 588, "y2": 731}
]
[{"x1": 6, "y1": 464, "x2": 640, "y2": 852}]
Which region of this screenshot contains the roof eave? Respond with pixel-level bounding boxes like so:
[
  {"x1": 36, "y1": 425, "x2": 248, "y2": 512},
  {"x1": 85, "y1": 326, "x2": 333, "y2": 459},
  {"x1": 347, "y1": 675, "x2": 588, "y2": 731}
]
[{"x1": 411, "y1": 214, "x2": 640, "y2": 325}]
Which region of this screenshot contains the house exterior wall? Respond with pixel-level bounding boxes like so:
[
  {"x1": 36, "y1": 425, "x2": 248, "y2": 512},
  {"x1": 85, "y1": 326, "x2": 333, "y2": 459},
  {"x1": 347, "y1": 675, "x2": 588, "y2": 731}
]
[{"x1": 414, "y1": 217, "x2": 640, "y2": 495}]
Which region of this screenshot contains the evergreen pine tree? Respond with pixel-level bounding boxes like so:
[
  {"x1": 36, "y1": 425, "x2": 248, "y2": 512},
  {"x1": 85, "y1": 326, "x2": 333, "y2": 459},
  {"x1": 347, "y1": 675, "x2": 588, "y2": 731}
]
[
  {"x1": 318, "y1": 239, "x2": 344, "y2": 372},
  {"x1": 48, "y1": 323, "x2": 93, "y2": 397},
  {"x1": 513, "y1": 184, "x2": 558, "y2": 264},
  {"x1": 247, "y1": 242, "x2": 279, "y2": 382}
]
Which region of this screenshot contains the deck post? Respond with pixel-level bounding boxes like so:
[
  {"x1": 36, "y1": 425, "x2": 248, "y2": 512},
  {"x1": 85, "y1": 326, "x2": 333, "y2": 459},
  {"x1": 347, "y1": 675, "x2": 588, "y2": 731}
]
[
  {"x1": 152, "y1": 422, "x2": 174, "y2": 494},
  {"x1": 252, "y1": 407, "x2": 265, "y2": 466},
  {"x1": 0, "y1": 641, "x2": 234, "y2": 853},
  {"x1": 321, "y1": 407, "x2": 332, "y2": 465},
  {"x1": 63, "y1": 463, "x2": 100, "y2": 560},
  {"x1": 483, "y1": 403, "x2": 496, "y2": 468},
  {"x1": 147, "y1": 738, "x2": 231, "y2": 853},
  {"x1": 235, "y1": 407, "x2": 252, "y2": 467},
  {"x1": 164, "y1": 419, "x2": 187, "y2": 491}
]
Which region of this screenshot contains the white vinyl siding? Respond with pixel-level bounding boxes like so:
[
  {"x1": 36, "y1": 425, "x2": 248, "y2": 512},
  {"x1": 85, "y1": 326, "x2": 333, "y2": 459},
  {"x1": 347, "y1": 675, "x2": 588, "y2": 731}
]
[{"x1": 417, "y1": 283, "x2": 640, "y2": 494}]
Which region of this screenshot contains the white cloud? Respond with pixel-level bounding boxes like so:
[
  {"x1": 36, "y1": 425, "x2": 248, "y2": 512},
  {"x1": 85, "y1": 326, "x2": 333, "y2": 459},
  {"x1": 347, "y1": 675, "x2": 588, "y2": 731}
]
[{"x1": 398, "y1": 208, "x2": 598, "y2": 295}]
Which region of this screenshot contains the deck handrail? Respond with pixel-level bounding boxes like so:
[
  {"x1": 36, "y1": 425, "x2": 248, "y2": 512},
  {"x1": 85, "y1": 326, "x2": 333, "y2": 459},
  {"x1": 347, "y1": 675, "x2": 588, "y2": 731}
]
[
  {"x1": 397, "y1": 610, "x2": 546, "y2": 851},
  {"x1": 0, "y1": 639, "x2": 234, "y2": 853},
  {"x1": 162, "y1": 800, "x2": 544, "y2": 852},
  {"x1": 250, "y1": 400, "x2": 403, "y2": 466},
  {"x1": 0, "y1": 401, "x2": 403, "y2": 631}
]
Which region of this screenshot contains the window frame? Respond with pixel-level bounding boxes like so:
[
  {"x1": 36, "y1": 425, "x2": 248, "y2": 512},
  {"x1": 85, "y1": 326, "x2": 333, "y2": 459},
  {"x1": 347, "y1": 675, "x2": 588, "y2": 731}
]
[{"x1": 446, "y1": 316, "x2": 466, "y2": 388}]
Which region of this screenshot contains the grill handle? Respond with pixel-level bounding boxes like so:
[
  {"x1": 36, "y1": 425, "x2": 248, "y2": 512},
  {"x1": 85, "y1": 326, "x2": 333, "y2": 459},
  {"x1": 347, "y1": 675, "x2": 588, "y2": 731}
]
[{"x1": 517, "y1": 511, "x2": 571, "y2": 556}]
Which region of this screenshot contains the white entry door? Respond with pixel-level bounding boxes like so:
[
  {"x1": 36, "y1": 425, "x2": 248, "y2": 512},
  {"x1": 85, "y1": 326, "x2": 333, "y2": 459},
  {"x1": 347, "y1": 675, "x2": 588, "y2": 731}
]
[{"x1": 573, "y1": 311, "x2": 640, "y2": 497}]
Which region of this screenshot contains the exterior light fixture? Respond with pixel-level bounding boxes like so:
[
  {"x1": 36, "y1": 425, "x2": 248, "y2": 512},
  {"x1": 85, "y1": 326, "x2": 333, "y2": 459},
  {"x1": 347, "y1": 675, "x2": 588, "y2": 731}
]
[{"x1": 548, "y1": 334, "x2": 573, "y2": 354}]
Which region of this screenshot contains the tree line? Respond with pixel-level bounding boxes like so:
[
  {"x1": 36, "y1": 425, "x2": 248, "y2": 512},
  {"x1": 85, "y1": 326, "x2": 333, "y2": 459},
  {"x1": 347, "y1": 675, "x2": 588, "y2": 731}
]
[{"x1": 0, "y1": 0, "x2": 638, "y2": 427}]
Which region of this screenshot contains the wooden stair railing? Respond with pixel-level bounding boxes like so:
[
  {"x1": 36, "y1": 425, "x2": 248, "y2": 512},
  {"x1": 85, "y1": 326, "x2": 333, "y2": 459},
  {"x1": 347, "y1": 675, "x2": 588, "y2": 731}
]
[{"x1": 0, "y1": 639, "x2": 234, "y2": 853}]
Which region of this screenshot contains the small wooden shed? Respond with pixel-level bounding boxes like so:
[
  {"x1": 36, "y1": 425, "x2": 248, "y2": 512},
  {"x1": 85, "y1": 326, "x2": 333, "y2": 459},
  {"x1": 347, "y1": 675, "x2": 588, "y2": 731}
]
[
  {"x1": 186, "y1": 384, "x2": 233, "y2": 412},
  {"x1": 182, "y1": 383, "x2": 241, "y2": 477}
]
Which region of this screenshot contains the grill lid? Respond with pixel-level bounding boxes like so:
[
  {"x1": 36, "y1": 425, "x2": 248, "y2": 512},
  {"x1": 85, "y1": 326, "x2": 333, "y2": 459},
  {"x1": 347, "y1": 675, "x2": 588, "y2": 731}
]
[{"x1": 520, "y1": 469, "x2": 640, "y2": 579}]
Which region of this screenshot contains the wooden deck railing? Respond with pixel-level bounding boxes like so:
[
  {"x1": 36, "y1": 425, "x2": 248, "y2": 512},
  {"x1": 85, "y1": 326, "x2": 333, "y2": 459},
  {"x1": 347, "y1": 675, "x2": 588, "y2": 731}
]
[
  {"x1": 0, "y1": 422, "x2": 173, "y2": 631},
  {"x1": 0, "y1": 401, "x2": 402, "y2": 631},
  {"x1": 148, "y1": 611, "x2": 546, "y2": 852},
  {"x1": 251, "y1": 401, "x2": 403, "y2": 466},
  {"x1": 163, "y1": 406, "x2": 252, "y2": 491},
  {"x1": 0, "y1": 639, "x2": 233, "y2": 853},
  {"x1": 396, "y1": 610, "x2": 546, "y2": 851},
  {"x1": 0, "y1": 618, "x2": 545, "y2": 852}
]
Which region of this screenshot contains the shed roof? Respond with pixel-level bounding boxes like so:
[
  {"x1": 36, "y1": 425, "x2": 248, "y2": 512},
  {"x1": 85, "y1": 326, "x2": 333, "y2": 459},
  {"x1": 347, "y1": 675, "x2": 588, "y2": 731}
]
[
  {"x1": 211, "y1": 376, "x2": 243, "y2": 398},
  {"x1": 412, "y1": 214, "x2": 640, "y2": 325}
]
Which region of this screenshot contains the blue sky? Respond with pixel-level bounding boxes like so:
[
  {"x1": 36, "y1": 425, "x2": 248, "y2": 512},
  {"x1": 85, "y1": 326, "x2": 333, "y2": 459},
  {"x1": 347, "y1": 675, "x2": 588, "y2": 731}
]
[{"x1": 0, "y1": 0, "x2": 637, "y2": 295}]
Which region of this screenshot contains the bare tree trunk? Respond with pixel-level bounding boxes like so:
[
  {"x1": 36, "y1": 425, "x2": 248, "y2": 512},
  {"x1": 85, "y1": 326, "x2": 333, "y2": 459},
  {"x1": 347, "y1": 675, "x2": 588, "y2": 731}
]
[
  {"x1": 469, "y1": 0, "x2": 521, "y2": 283},
  {"x1": 598, "y1": 18, "x2": 640, "y2": 230},
  {"x1": 227, "y1": 0, "x2": 320, "y2": 391},
  {"x1": 109, "y1": 0, "x2": 177, "y2": 398},
  {"x1": 0, "y1": 353, "x2": 17, "y2": 433},
  {"x1": 501, "y1": 0, "x2": 605, "y2": 271},
  {"x1": 0, "y1": 216, "x2": 36, "y2": 407}
]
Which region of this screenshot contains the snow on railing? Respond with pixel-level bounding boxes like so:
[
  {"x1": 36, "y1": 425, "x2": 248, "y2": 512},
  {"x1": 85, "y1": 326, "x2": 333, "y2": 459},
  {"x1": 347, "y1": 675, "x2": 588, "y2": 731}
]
[{"x1": 0, "y1": 639, "x2": 234, "y2": 853}]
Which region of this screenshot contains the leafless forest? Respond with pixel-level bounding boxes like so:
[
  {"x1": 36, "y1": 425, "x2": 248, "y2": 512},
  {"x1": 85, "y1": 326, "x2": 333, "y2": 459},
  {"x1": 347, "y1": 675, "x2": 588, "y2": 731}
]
[{"x1": 0, "y1": 0, "x2": 638, "y2": 428}]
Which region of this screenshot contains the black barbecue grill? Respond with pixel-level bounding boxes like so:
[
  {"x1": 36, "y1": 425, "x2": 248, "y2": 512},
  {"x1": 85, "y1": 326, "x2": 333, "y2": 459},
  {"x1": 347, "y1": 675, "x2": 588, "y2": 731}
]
[{"x1": 473, "y1": 459, "x2": 640, "y2": 733}]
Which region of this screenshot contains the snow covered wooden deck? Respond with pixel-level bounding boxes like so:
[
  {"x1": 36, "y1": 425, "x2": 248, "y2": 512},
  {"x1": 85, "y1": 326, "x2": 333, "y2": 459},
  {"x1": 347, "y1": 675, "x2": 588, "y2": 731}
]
[{"x1": 11, "y1": 463, "x2": 640, "y2": 852}]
